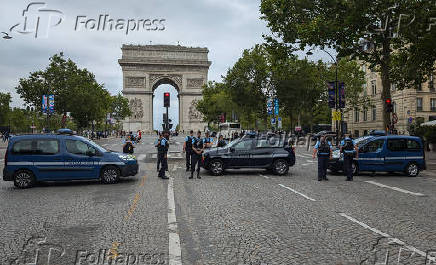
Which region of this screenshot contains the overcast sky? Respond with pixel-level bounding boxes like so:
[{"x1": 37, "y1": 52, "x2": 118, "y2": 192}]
[{"x1": 0, "y1": 0, "x2": 331, "y2": 130}]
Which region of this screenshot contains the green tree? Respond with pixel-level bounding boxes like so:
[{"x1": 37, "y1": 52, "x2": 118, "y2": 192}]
[
  {"x1": 224, "y1": 44, "x2": 273, "y2": 129},
  {"x1": 0, "y1": 92, "x2": 11, "y2": 126},
  {"x1": 16, "y1": 53, "x2": 112, "y2": 130},
  {"x1": 196, "y1": 82, "x2": 235, "y2": 126},
  {"x1": 111, "y1": 93, "x2": 132, "y2": 122},
  {"x1": 260, "y1": 0, "x2": 436, "y2": 129}
]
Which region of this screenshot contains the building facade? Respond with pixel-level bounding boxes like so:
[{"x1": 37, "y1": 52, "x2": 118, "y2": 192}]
[{"x1": 343, "y1": 65, "x2": 436, "y2": 137}]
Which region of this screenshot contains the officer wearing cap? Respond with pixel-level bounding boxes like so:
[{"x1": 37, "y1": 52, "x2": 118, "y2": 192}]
[
  {"x1": 203, "y1": 131, "x2": 214, "y2": 149},
  {"x1": 340, "y1": 134, "x2": 359, "y2": 181},
  {"x1": 312, "y1": 135, "x2": 332, "y2": 181}
]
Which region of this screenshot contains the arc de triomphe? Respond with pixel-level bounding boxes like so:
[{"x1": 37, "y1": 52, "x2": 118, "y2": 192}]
[{"x1": 119, "y1": 44, "x2": 211, "y2": 133}]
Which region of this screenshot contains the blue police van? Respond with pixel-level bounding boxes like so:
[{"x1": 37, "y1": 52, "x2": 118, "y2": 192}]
[
  {"x1": 329, "y1": 135, "x2": 426, "y2": 177},
  {"x1": 3, "y1": 129, "x2": 138, "y2": 188}
]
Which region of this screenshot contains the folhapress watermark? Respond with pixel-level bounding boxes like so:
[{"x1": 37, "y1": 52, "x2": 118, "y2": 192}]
[
  {"x1": 74, "y1": 15, "x2": 165, "y2": 35},
  {"x1": 4, "y1": 2, "x2": 166, "y2": 39}
]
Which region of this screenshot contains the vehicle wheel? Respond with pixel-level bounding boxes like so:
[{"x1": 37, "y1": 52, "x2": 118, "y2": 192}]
[
  {"x1": 101, "y1": 166, "x2": 120, "y2": 184},
  {"x1": 272, "y1": 159, "x2": 289, "y2": 176},
  {"x1": 209, "y1": 159, "x2": 224, "y2": 176},
  {"x1": 14, "y1": 170, "x2": 35, "y2": 189},
  {"x1": 352, "y1": 162, "x2": 359, "y2": 176},
  {"x1": 405, "y1": 162, "x2": 419, "y2": 177}
]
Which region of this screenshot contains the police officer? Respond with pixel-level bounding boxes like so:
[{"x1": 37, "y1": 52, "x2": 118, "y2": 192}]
[
  {"x1": 203, "y1": 131, "x2": 214, "y2": 149},
  {"x1": 190, "y1": 130, "x2": 204, "y2": 179},
  {"x1": 155, "y1": 133, "x2": 163, "y2": 172},
  {"x1": 158, "y1": 134, "x2": 169, "y2": 179},
  {"x1": 340, "y1": 134, "x2": 359, "y2": 181},
  {"x1": 312, "y1": 135, "x2": 332, "y2": 181},
  {"x1": 217, "y1": 135, "x2": 227, "y2": 148},
  {"x1": 183, "y1": 130, "x2": 194, "y2": 171}
]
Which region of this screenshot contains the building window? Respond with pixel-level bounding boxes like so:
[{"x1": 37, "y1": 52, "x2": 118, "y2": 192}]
[
  {"x1": 417, "y1": 98, "x2": 423, "y2": 112},
  {"x1": 393, "y1": 102, "x2": 397, "y2": 113},
  {"x1": 371, "y1": 80, "x2": 377, "y2": 95},
  {"x1": 354, "y1": 108, "x2": 360, "y2": 122},
  {"x1": 431, "y1": 98, "x2": 436, "y2": 112},
  {"x1": 354, "y1": 130, "x2": 360, "y2": 137},
  {"x1": 363, "y1": 108, "x2": 368, "y2": 121},
  {"x1": 372, "y1": 106, "x2": 377, "y2": 121},
  {"x1": 363, "y1": 83, "x2": 367, "y2": 96},
  {"x1": 363, "y1": 130, "x2": 368, "y2": 136},
  {"x1": 430, "y1": 74, "x2": 434, "y2": 91},
  {"x1": 417, "y1": 82, "x2": 422, "y2": 91}
]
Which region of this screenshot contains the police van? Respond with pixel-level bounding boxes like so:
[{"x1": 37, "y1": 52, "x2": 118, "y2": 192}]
[
  {"x1": 329, "y1": 135, "x2": 426, "y2": 177},
  {"x1": 3, "y1": 129, "x2": 138, "y2": 188}
]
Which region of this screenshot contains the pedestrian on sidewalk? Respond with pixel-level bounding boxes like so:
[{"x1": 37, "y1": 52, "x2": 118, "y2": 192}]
[
  {"x1": 340, "y1": 134, "x2": 359, "y2": 181},
  {"x1": 312, "y1": 136, "x2": 332, "y2": 181},
  {"x1": 190, "y1": 131, "x2": 204, "y2": 179},
  {"x1": 183, "y1": 130, "x2": 194, "y2": 171}
]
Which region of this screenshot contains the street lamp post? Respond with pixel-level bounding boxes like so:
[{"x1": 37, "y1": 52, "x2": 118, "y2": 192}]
[{"x1": 307, "y1": 49, "x2": 340, "y2": 145}]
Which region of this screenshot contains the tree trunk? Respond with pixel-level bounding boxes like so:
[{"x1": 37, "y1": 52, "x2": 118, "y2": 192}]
[{"x1": 380, "y1": 39, "x2": 392, "y2": 132}]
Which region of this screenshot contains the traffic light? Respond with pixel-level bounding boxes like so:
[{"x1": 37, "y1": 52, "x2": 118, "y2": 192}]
[
  {"x1": 164, "y1": 92, "x2": 170, "y2": 107},
  {"x1": 385, "y1": 98, "x2": 393, "y2": 113}
]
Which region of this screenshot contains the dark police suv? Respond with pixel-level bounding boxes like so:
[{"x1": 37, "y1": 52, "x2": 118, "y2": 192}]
[
  {"x1": 3, "y1": 129, "x2": 138, "y2": 188},
  {"x1": 202, "y1": 133, "x2": 295, "y2": 176}
]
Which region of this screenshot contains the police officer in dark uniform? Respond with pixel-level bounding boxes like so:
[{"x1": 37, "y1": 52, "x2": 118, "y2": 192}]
[
  {"x1": 340, "y1": 134, "x2": 359, "y2": 181},
  {"x1": 190, "y1": 131, "x2": 204, "y2": 179},
  {"x1": 203, "y1": 131, "x2": 214, "y2": 149},
  {"x1": 312, "y1": 135, "x2": 332, "y2": 181},
  {"x1": 158, "y1": 134, "x2": 169, "y2": 179},
  {"x1": 217, "y1": 135, "x2": 227, "y2": 148},
  {"x1": 155, "y1": 133, "x2": 163, "y2": 172},
  {"x1": 183, "y1": 130, "x2": 194, "y2": 171}
]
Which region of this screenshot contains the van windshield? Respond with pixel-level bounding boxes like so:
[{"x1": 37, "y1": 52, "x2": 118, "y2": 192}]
[{"x1": 79, "y1": 137, "x2": 108, "y2": 153}]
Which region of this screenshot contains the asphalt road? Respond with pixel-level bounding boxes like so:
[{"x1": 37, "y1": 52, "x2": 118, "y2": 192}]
[{"x1": 0, "y1": 135, "x2": 435, "y2": 265}]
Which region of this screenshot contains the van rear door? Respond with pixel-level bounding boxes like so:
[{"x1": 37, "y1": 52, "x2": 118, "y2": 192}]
[{"x1": 405, "y1": 138, "x2": 425, "y2": 170}]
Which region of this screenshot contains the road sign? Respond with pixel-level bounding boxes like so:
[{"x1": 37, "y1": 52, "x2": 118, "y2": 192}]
[
  {"x1": 332, "y1": 111, "x2": 342, "y2": 121},
  {"x1": 267, "y1": 99, "x2": 273, "y2": 115},
  {"x1": 278, "y1": 117, "x2": 282, "y2": 129},
  {"x1": 271, "y1": 117, "x2": 276, "y2": 125},
  {"x1": 274, "y1": 98, "x2": 279, "y2": 115},
  {"x1": 408, "y1": 117, "x2": 413, "y2": 124}
]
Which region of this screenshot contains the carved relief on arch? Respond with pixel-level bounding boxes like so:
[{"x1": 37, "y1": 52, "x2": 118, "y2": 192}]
[
  {"x1": 149, "y1": 74, "x2": 183, "y2": 90},
  {"x1": 188, "y1": 99, "x2": 203, "y2": 122},
  {"x1": 129, "y1": 98, "x2": 144, "y2": 119}
]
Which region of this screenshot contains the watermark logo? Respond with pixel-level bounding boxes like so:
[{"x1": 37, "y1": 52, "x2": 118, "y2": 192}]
[
  {"x1": 9, "y1": 2, "x2": 64, "y2": 39},
  {"x1": 10, "y1": 236, "x2": 65, "y2": 265}
]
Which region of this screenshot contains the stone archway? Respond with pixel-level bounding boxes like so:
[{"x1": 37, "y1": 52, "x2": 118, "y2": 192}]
[{"x1": 119, "y1": 44, "x2": 212, "y2": 133}]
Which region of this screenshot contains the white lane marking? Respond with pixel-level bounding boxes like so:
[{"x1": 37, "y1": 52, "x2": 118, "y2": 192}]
[
  {"x1": 301, "y1": 163, "x2": 312, "y2": 166},
  {"x1": 278, "y1": 184, "x2": 316, "y2": 201},
  {"x1": 296, "y1": 154, "x2": 312, "y2": 159},
  {"x1": 365, "y1": 180, "x2": 425, "y2": 197},
  {"x1": 168, "y1": 177, "x2": 182, "y2": 265},
  {"x1": 339, "y1": 213, "x2": 436, "y2": 263},
  {"x1": 306, "y1": 160, "x2": 315, "y2": 163},
  {"x1": 259, "y1": 174, "x2": 269, "y2": 179},
  {"x1": 172, "y1": 165, "x2": 180, "y2": 172}
]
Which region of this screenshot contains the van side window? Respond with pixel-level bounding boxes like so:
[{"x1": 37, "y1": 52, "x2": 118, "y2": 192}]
[
  {"x1": 365, "y1": 139, "x2": 385, "y2": 153},
  {"x1": 406, "y1": 140, "x2": 421, "y2": 151},
  {"x1": 35, "y1": 140, "x2": 59, "y2": 155},
  {"x1": 12, "y1": 140, "x2": 34, "y2": 154},
  {"x1": 387, "y1": 139, "x2": 406, "y2": 152},
  {"x1": 66, "y1": 140, "x2": 92, "y2": 155}
]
